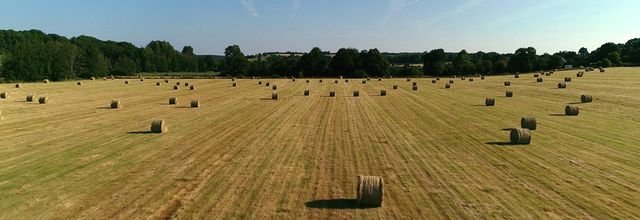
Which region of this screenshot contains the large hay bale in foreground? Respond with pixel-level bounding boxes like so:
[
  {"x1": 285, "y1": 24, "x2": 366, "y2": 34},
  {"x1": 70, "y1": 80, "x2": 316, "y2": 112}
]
[
  {"x1": 558, "y1": 82, "x2": 566, "y2": 89},
  {"x1": 521, "y1": 116, "x2": 537, "y2": 130},
  {"x1": 581, "y1": 95, "x2": 593, "y2": 103},
  {"x1": 485, "y1": 97, "x2": 495, "y2": 106},
  {"x1": 0, "y1": 91, "x2": 7, "y2": 99},
  {"x1": 304, "y1": 90, "x2": 309, "y2": 96},
  {"x1": 38, "y1": 96, "x2": 48, "y2": 104},
  {"x1": 393, "y1": 85, "x2": 398, "y2": 90},
  {"x1": 504, "y1": 81, "x2": 510, "y2": 86},
  {"x1": 510, "y1": 128, "x2": 531, "y2": 145},
  {"x1": 357, "y1": 175, "x2": 383, "y2": 207},
  {"x1": 26, "y1": 95, "x2": 36, "y2": 102},
  {"x1": 380, "y1": 90, "x2": 387, "y2": 96},
  {"x1": 565, "y1": 105, "x2": 579, "y2": 116},
  {"x1": 151, "y1": 120, "x2": 167, "y2": 133},
  {"x1": 111, "y1": 100, "x2": 122, "y2": 109},
  {"x1": 353, "y1": 90, "x2": 360, "y2": 97},
  {"x1": 329, "y1": 90, "x2": 335, "y2": 97},
  {"x1": 191, "y1": 100, "x2": 200, "y2": 108},
  {"x1": 272, "y1": 92, "x2": 278, "y2": 100},
  {"x1": 169, "y1": 97, "x2": 177, "y2": 105},
  {"x1": 564, "y1": 77, "x2": 572, "y2": 82},
  {"x1": 505, "y1": 91, "x2": 513, "y2": 97},
  {"x1": 537, "y1": 78, "x2": 543, "y2": 83}
]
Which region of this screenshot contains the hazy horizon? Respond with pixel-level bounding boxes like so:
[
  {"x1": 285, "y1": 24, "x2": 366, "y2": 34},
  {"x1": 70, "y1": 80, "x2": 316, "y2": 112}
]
[{"x1": 1, "y1": 0, "x2": 639, "y2": 55}]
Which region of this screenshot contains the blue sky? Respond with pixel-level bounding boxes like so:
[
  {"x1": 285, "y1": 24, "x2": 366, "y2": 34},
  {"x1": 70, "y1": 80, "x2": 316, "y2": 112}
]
[{"x1": 1, "y1": 0, "x2": 639, "y2": 55}]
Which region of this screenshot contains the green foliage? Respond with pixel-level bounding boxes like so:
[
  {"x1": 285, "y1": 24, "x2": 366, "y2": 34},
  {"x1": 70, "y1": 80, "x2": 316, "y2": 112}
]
[
  {"x1": 508, "y1": 47, "x2": 537, "y2": 72},
  {"x1": 300, "y1": 47, "x2": 329, "y2": 76},
  {"x1": 601, "y1": 58, "x2": 612, "y2": 67},
  {"x1": 222, "y1": 45, "x2": 249, "y2": 76},
  {"x1": 422, "y1": 49, "x2": 446, "y2": 76},
  {"x1": 359, "y1": 48, "x2": 390, "y2": 76},
  {"x1": 330, "y1": 48, "x2": 359, "y2": 77}
]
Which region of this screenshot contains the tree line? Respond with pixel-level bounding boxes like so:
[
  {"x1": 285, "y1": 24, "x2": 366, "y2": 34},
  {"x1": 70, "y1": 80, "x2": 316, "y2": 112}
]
[{"x1": 1, "y1": 29, "x2": 639, "y2": 81}]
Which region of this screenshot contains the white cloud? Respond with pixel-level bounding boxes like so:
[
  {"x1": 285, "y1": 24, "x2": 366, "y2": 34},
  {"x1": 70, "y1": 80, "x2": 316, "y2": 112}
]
[{"x1": 239, "y1": 0, "x2": 259, "y2": 18}]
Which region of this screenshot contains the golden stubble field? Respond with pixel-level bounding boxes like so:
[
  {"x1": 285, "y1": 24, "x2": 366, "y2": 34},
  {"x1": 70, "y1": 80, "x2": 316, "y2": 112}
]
[{"x1": 0, "y1": 68, "x2": 639, "y2": 219}]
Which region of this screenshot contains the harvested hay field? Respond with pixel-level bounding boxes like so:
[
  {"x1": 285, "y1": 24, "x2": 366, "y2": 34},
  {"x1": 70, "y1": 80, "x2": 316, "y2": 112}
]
[{"x1": 0, "y1": 67, "x2": 639, "y2": 219}]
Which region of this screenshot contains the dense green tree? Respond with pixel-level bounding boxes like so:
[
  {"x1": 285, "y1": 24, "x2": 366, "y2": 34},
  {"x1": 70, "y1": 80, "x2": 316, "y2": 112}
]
[
  {"x1": 300, "y1": 47, "x2": 329, "y2": 76},
  {"x1": 422, "y1": 49, "x2": 447, "y2": 76},
  {"x1": 453, "y1": 50, "x2": 476, "y2": 74},
  {"x1": 547, "y1": 54, "x2": 565, "y2": 69},
  {"x1": 182, "y1": 46, "x2": 199, "y2": 72},
  {"x1": 508, "y1": 47, "x2": 537, "y2": 72},
  {"x1": 113, "y1": 55, "x2": 137, "y2": 75},
  {"x1": 78, "y1": 46, "x2": 109, "y2": 78},
  {"x1": 359, "y1": 48, "x2": 390, "y2": 76},
  {"x1": 222, "y1": 45, "x2": 249, "y2": 76},
  {"x1": 330, "y1": 48, "x2": 359, "y2": 77}
]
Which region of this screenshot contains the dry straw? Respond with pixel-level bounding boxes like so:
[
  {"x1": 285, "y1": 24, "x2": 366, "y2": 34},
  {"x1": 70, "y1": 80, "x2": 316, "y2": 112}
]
[
  {"x1": 558, "y1": 82, "x2": 566, "y2": 88},
  {"x1": 485, "y1": 97, "x2": 495, "y2": 106},
  {"x1": 356, "y1": 175, "x2": 383, "y2": 207},
  {"x1": 26, "y1": 95, "x2": 35, "y2": 102},
  {"x1": 151, "y1": 120, "x2": 167, "y2": 133},
  {"x1": 169, "y1": 97, "x2": 177, "y2": 105},
  {"x1": 510, "y1": 128, "x2": 531, "y2": 144},
  {"x1": 111, "y1": 100, "x2": 122, "y2": 109},
  {"x1": 38, "y1": 96, "x2": 48, "y2": 104},
  {"x1": 191, "y1": 100, "x2": 200, "y2": 108},
  {"x1": 521, "y1": 116, "x2": 536, "y2": 130},
  {"x1": 581, "y1": 95, "x2": 592, "y2": 103},
  {"x1": 565, "y1": 105, "x2": 579, "y2": 115}
]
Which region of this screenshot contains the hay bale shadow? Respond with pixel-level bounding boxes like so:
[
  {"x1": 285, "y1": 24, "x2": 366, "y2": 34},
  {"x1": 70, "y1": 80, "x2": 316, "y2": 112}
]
[
  {"x1": 127, "y1": 131, "x2": 154, "y2": 134},
  {"x1": 485, "y1": 141, "x2": 515, "y2": 146},
  {"x1": 96, "y1": 107, "x2": 113, "y2": 109},
  {"x1": 305, "y1": 199, "x2": 373, "y2": 209},
  {"x1": 548, "y1": 113, "x2": 567, "y2": 116},
  {"x1": 565, "y1": 102, "x2": 583, "y2": 105}
]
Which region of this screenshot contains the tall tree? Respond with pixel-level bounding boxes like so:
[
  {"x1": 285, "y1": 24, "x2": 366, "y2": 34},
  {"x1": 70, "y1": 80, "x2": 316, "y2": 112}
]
[
  {"x1": 300, "y1": 47, "x2": 329, "y2": 77},
  {"x1": 359, "y1": 48, "x2": 390, "y2": 76},
  {"x1": 181, "y1": 46, "x2": 199, "y2": 72},
  {"x1": 330, "y1": 48, "x2": 359, "y2": 77},
  {"x1": 222, "y1": 45, "x2": 248, "y2": 76},
  {"x1": 422, "y1": 49, "x2": 446, "y2": 76}
]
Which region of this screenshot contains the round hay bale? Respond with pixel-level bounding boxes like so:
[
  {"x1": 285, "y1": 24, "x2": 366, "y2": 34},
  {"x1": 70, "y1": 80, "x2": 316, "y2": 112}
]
[
  {"x1": 266, "y1": 82, "x2": 270, "y2": 86},
  {"x1": 173, "y1": 85, "x2": 179, "y2": 90},
  {"x1": 329, "y1": 90, "x2": 335, "y2": 97},
  {"x1": 185, "y1": 82, "x2": 189, "y2": 86},
  {"x1": 319, "y1": 79, "x2": 323, "y2": 83},
  {"x1": 505, "y1": 91, "x2": 513, "y2": 97},
  {"x1": 510, "y1": 128, "x2": 531, "y2": 145},
  {"x1": 150, "y1": 120, "x2": 167, "y2": 133},
  {"x1": 577, "y1": 72, "x2": 584, "y2": 77},
  {"x1": 258, "y1": 81, "x2": 262, "y2": 85},
  {"x1": 353, "y1": 90, "x2": 360, "y2": 97},
  {"x1": 306, "y1": 80, "x2": 309, "y2": 83},
  {"x1": 335, "y1": 80, "x2": 339, "y2": 84},
  {"x1": 545, "y1": 73, "x2": 551, "y2": 76},
  {"x1": 272, "y1": 92, "x2": 278, "y2": 100},
  {"x1": 461, "y1": 77, "x2": 465, "y2": 80},
  {"x1": 521, "y1": 116, "x2": 537, "y2": 130},
  {"x1": 77, "y1": 82, "x2": 82, "y2": 86},
  {"x1": 514, "y1": 74, "x2": 520, "y2": 78},
  {"x1": 304, "y1": 90, "x2": 310, "y2": 96},
  {"x1": 380, "y1": 90, "x2": 387, "y2": 96},
  {"x1": 103, "y1": 77, "x2": 107, "y2": 80},
  {"x1": 233, "y1": 82, "x2": 237, "y2": 87},
  {"x1": 534, "y1": 73, "x2": 539, "y2": 78},
  {"x1": 485, "y1": 97, "x2": 495, "y2": 106},
  {"x1": 26, "y1": 94, "x2": 36, "y2": 102},
  {"x1": 356, "y1": 175, "x2": 383, "y2": 207},
  {"x1": 38, "y1": 96, "x2": 48, "y2": 104},
  {"x1": 432, "y1": 79, "x2": 437, "y2": 83},
  {"x1": 124, "y1": 80, "x2": 130, "y2": 85},
  {"x1": 140, "y1": 78, "x2": 144, "y2": 82},
  {"x1": 599, "y1": 68, "x2": 605, "y2": 72},
  {"x1": 367, "y1": 78, "x2": 371, "y2": 81},
  {"x1": 412, "y1": 85, "x2": 418, "y2": 91},
  {"x1": 176, "y1": 82, "x2": 181, "y2": 85},
  {"x1": 292, "y1": 78, "x2": 296, "y2": 82},
  {"x1": 15, "y1": 83, "x2": 22, "y2": 88},
  {"x1": 406, "y1": 78, "x2": 411, "y2": 82},
  {"x1": 412, "y1": 82, "x2": 417, "y2": 86},
  {"x1": 581, "y1": 95, "x2": 592, "y2": 103},
  {"x1": 378, "y1": 78, "x2": 382, "y2": 81},
  {"x1": 169, "y1": 97, "x2": 177, "y2": 105},
  {"x1": 504, "y1": 81, "x2": 510, "y2": 86},
  {"x1": 90, "y1": 77, "x2": 95, "y2": 80},
  {"x1": 0, "y1": 91, "x2": 7, "y2": 99},
  {"x1": 564, "y1": 77, "x2": 572, "y2": 82},
  {"x1": 165, "y1": 79, "x2": 169, "y2": 83},
  {"x1": 272, "y1": 85, "x2": 277, "y2": 90},
  {"x1": 345, "y1": 79, "x2": 349, "y2": 83},
  {"x1": 362, "y1": 80, "x2": 366, "y2": 84},
  {"x1": 190, "y1": 85, "x2": 195, "y2": 90},
  {"x1": 537, "y1": 78, "x2": 543, "y2": 83},
  {"x1": 448, "y1": 80, "x2": 454, "y2": 84},
  {"x1": 481, "y1": 76, "x2": 485, "y2": 80},
  {"x1": 445, "y1": 84, "x2": 451, "y2": 89},
  {"x1": 393, "y1": 85, "x2": 398, "y2": 90},
  {"x1": 469, "y1": 78, "x2": 474, "y2": 82},
  {"x1": 565, "y1": 105, "x2": 579, "y2": 116},
  {"x1": 231, "y1": 78, "x2": 235, "y2": 81},
  {"x1": 156, "y1": 82, "x2": 161, "y2": 86},
  {"x1": 43, "y1": 79, "x2": 50, "y2": 83},
  {"x1": 191, "y1": 100, "x2": 200, "y2": 108},
  {"x1": 558, "y1": 82, "x2": 566, "y2": 89},
  {"x1": 111, "y1": 100, "x2": 122, "y2": 109}
]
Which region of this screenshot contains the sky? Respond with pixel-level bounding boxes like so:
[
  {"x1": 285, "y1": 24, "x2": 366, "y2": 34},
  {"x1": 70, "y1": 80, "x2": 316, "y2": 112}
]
[{"x1": 1, "y1": 0, "x2": 639, "y2": 55}]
